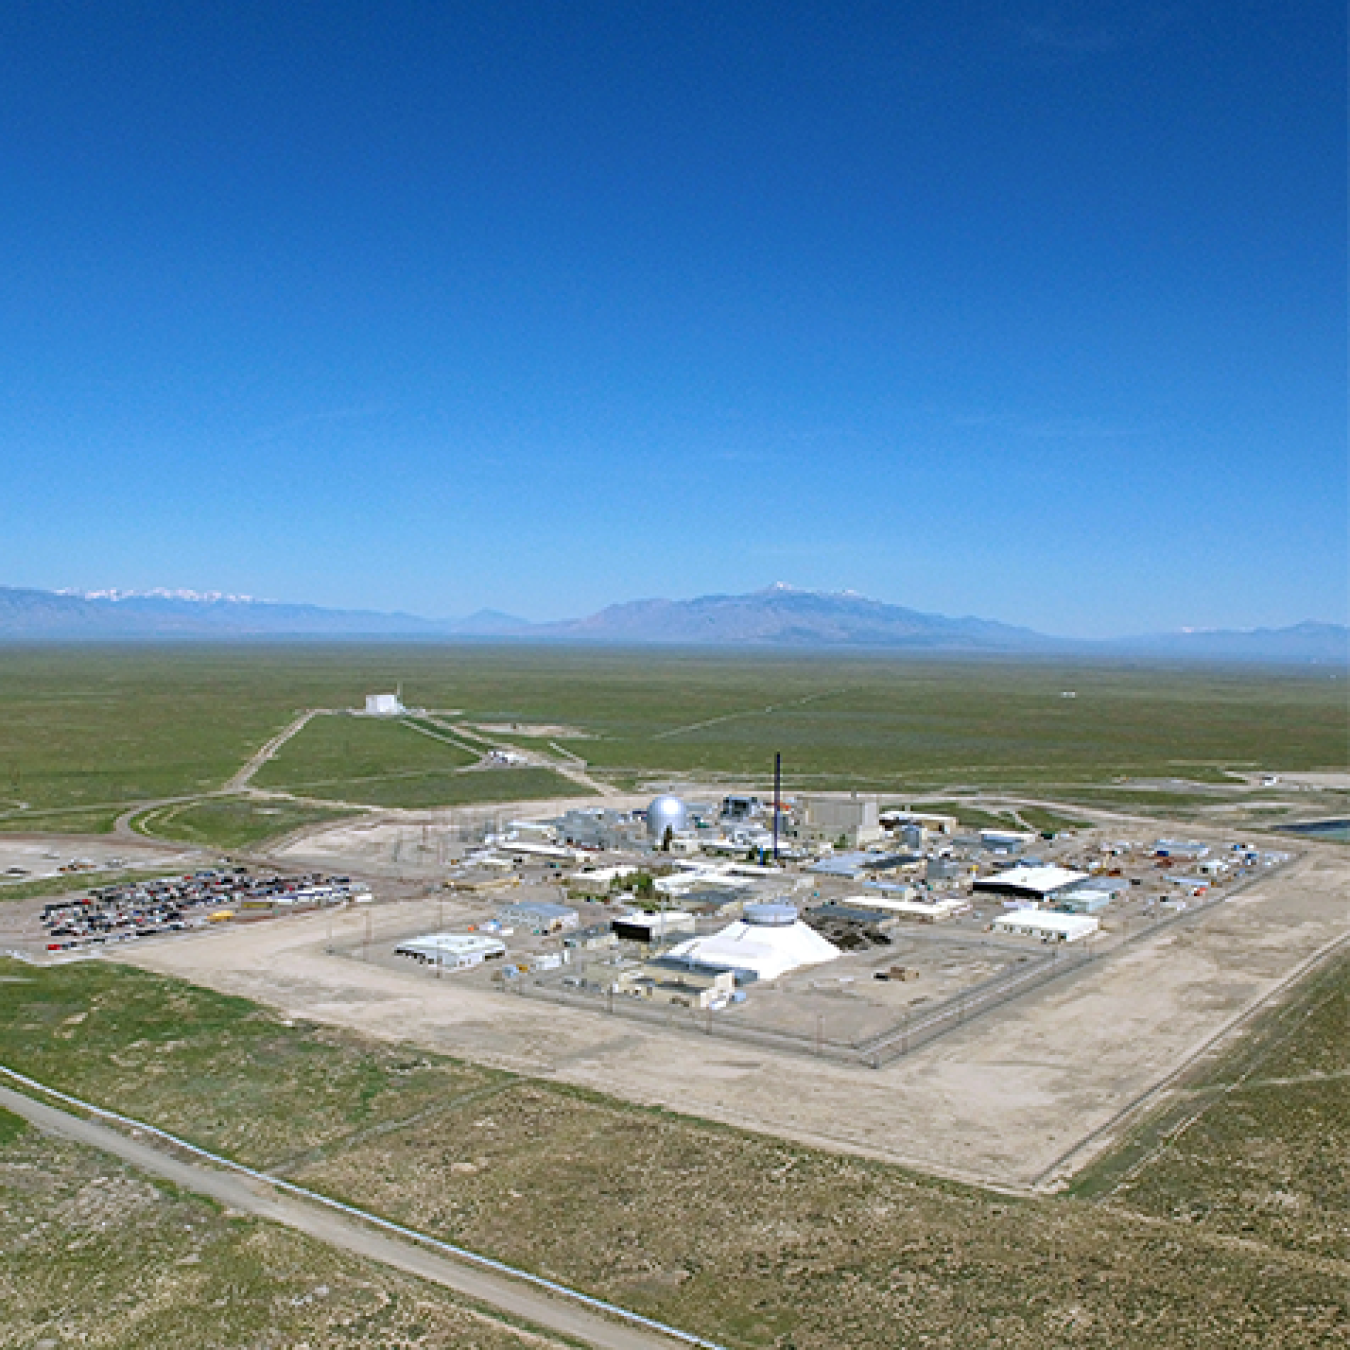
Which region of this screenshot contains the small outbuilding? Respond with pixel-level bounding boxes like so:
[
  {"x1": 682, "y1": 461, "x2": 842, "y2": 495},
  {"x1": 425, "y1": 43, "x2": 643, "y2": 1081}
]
[{"x1": 496, "y1": 900, "x2": 579, "y2": 934}]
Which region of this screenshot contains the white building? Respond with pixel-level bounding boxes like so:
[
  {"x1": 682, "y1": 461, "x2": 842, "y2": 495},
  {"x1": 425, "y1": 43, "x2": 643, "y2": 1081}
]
[
  {"x1": 665, "y1": 901, "x2": 840, "y2": 981},
  {"x1": 844, "y1": 893, "x2": 967, "y2": 922},
  {"x1": 611, "y1": 910, "x2": 697, "y2": 942},
  {"x1": 364, "y1": 692, "x2": 405, "y2": 717},
  {"x1": 992, "y1": 910, "x2": 1099, "y2": 943},
  {"x1": 395, "y1": 933, "x2": 506, "y2": 968},
  {"x1": 973, "y1": 864, "x2": 1089, "y2": 901}
]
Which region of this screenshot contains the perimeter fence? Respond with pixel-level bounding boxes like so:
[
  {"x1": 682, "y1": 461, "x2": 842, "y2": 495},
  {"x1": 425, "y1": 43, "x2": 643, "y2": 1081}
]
[{"x1": 509, "y1": 862, "x2": 1287, "y2": 1069}]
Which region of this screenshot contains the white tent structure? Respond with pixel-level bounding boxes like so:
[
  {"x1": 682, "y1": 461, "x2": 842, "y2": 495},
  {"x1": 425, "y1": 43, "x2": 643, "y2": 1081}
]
[{"x1": 665, "y1": 901, "x2": 839, "y2": 982}]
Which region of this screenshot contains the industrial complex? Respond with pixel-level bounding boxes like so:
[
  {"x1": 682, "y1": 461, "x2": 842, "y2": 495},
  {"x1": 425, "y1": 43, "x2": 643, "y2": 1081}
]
[
  {"x1": 8, "y1": 783, "x2": 1281, "y2": 1078},
  {"x1": 14, "y1": 784, "x2": 1301, "y2": 1071},
  {"x1": 5, "y1": 741, "x2": 1341, "y2": 1203}
]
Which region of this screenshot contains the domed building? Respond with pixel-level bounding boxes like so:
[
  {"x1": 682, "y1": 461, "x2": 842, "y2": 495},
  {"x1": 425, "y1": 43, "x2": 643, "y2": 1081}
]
[
  {"x1": 664, "y1": 900, "x2": 840, "y2": 982},
  {"x1": 646, "y1": 794, "x2": 690, "y2": 842}
]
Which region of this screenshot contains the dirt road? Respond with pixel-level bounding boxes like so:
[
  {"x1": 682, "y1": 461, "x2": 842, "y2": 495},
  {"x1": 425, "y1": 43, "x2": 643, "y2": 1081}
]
[
  {"x1": 0, "y1": 1081, "x2": 713, "y2": 1350},
  {"x1": 225, "y1": 708, "x2": 326, "y2": 791}
]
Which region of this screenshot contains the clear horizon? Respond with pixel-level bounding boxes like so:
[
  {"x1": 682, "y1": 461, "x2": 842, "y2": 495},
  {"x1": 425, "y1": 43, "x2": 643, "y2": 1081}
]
[
  {"x1": 2, "y1": 4, "x2": 1344, "y2": 637},
  {"x1": 16, "y1": 579, "x2": 1347, "y2": 640}
]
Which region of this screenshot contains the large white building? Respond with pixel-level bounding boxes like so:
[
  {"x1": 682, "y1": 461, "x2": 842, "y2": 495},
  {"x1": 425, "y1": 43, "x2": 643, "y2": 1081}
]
[
  {"x1": 364, "y1": 692, "x2": 405, "y2": 717},
  {"x1": 991, "y1": 910, "x2": 1099, "y2": 943},
  {"x1": 665, "y1": 901, "x2": 840, "y2": 981}
]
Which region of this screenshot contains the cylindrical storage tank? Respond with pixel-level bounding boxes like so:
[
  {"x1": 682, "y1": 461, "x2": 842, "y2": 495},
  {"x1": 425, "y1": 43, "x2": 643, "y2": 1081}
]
[
  {"x1": 646, "y1": 795, "x2": 690, "y2": 841},
  {"x1": 743, "y1": 900, "x2": 798, "y2": 927}
]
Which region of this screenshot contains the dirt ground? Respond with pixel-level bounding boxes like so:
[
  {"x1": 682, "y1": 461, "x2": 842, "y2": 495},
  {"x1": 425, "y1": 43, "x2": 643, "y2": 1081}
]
[
  {"x1": 0, "y1": 836, "x2": 199, "y2": 888},
  {"x1": 116, "y1": 843, "x2": 1349, "y2": 1194},
  {"x1": 273, "y1": 796, "x2": 648, "y2": 876}
]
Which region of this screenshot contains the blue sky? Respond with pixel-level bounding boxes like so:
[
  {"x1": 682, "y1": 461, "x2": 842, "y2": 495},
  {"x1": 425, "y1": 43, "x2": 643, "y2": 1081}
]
[{"x1": 1, "y1": 2, "x2": 1344, "y2": 637}]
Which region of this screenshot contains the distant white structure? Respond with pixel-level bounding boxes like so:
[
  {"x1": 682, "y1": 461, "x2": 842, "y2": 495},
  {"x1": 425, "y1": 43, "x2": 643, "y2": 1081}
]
[{"x1": 364, "y1": 692, "x2": 405, "y2": 717}]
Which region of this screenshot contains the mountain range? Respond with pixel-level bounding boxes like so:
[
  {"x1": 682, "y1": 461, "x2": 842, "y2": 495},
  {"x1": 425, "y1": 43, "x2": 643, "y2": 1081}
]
[{"x1": 0, "y1": 584, "x2": 1344, "y2": 661}]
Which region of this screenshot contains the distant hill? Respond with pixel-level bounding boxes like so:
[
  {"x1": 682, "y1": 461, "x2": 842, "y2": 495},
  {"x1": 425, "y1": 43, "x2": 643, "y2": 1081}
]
[
  {"x1": 0, "y1": 583, "x2": 1343, "y2": 660},
  {"x1": 533, "y1": 584, "x2": 1060, "y2": 651},
  {"x1": 1117, "y1": 621, "x2": 1350, "y2": 663},
  {"x1": 0, "y1": 587, "x2": 446, "y2": 638}
]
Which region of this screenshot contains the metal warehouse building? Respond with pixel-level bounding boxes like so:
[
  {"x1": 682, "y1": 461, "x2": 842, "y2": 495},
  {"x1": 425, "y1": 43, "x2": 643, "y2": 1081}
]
[
  {"x1": 497, "y1": 901, "x2": 579, "y2": 934},
  {"x1": 973, "y1": 864, "x2": 1089, "y2": 902}
]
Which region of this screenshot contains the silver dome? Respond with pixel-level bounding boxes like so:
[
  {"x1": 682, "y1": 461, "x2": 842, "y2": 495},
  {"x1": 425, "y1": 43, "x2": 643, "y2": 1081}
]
[{"x1": 646, "y1": 794, "x2": 690, "y2": 840}]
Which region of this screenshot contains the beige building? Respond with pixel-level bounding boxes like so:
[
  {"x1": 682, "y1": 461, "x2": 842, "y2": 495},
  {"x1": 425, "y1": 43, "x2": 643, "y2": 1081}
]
[
  {"x1": 614, "y1": 956, "x2": 737, "y2": 1008},
  {"x1": 792, "y1": 794, "x2": 885, "y2": 847}
]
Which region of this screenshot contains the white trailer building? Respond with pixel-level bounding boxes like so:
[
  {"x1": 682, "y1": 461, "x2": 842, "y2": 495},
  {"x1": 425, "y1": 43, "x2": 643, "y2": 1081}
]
[{"x1": 992, "y1": 910, "x2": 1099, "y2": 943}]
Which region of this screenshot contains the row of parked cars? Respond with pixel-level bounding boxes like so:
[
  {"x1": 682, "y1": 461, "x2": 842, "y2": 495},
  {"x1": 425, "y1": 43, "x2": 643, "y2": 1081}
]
[{"x1": 42, "y1": 867, "x2": 358, "y2": 950}]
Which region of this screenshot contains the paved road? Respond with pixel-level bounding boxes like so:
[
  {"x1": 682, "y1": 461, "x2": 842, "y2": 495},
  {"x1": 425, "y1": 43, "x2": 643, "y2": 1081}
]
[{"x1": 0, "y1": 1083, "x2": 706, "y2": 1350}]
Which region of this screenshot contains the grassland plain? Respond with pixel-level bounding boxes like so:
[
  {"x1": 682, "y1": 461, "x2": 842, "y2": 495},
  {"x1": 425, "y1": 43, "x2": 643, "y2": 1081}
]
[
  {"x1": 131, "y1": 795, "x2": 360, "y2": 851},
  {"x1": 251, "y1": 712, "x2": 479, "y2": 789},
  {"x1": 1, "y1": 958, "x2": 1344, "y2": 1348},
  {"x1": 0, "y1": 1114, "x2": 568, "y2": 1349},
  {"x1": 0, "y1": 645, "x2": 1342, "y2": 825},
  {"x1": 0, "y1": 867, "x2": 188, "y2": 906},
  {"x1": 1082, "y1": 948, "x2": 1350, "y2": 1262},
  {"x1": 1008, "y1": 805, "x2": 1095, "y2": 834},
  {"x1": 0, "y1": 806, "x2": 127, "y2": 836}
]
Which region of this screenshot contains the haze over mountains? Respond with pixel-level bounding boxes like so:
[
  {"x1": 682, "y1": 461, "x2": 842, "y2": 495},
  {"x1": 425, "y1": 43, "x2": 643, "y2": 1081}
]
[{"x1": 0, "y1": 584, "x2": 1343, "y2": 661}]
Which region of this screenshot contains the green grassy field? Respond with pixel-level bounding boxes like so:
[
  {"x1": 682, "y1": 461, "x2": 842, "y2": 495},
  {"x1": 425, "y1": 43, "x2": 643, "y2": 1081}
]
[
  {"x1": 252, "y1": 713, "x2": 478, "y2": 790},
  {"x1": 0, "y1": 806, "x2": 128, "y2": 835},
  {"x1": 0, "y1": 1124, "x2": 553, "y2": 1349},
  {"x1": 905, "y1": 799, "x2": 1020, "y2": 830},
  {"x1": 0, "y1": 646, "x2": 1342, "y2": 834},
  {"x1": 0, "y1": 868, "x2": 187, "y2": 906},
  {"x1": 130, "y1": 796, "x2": 360, "y2": 850},
  {"x1": 1078, "y1": 948, "x2": 1350, "y2": 1262},
  {"x1": 1011, "y1": 805, "x2": 1095, "y2": 834},
  {"x1": 1, "y1": 956, "x2": 1344, "y2": 1348},
  {"x1": 260, "y1": 764, "x2": 589, "y2": 809}
]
